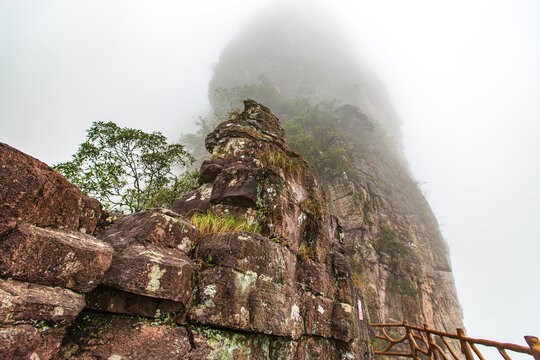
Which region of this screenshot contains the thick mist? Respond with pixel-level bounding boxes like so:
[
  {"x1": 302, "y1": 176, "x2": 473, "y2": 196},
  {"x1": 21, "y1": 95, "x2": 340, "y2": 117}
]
[
  {"x1": 208, "y1": 6, "x2": 402, "y2": 149},
  {"x1": 1, "y1": 1, "x2": 539, "y2": 356}
]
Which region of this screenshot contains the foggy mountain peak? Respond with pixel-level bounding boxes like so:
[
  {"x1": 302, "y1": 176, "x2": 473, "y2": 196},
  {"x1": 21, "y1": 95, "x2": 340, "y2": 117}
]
[{"x1": 209, "y1": 3, "x2": 403, "y2": 148}]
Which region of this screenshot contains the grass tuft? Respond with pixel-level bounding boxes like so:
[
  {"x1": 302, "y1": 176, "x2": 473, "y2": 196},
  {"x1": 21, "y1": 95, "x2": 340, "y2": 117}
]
[
  {"x1": 260, "y1": 149, "x2": 306, "y2": 177},
  {"x1": 189, "y1": 212, "x2": 257, "y2": 236}
]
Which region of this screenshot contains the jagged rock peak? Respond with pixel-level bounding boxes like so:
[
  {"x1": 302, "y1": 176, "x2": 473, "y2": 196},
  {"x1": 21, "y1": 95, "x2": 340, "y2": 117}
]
[
  {"x1": 172, "y1": 100, "x2": 373, "y2": 357},
  {"x1": 174, "y1": 99, "x2": 319, "y2": 255},
  {"x1": 205, "y1": 99, "x2": 288, "y2": 156}
]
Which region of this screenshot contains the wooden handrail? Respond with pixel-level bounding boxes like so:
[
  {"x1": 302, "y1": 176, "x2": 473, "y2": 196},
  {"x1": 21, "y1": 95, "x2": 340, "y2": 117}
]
[
  {"x1": 371, "y1": 322, "x2": 540, "y2": 359},
  {"x1": 525, "y1": 337, "x2": 540, "y2": 360}
]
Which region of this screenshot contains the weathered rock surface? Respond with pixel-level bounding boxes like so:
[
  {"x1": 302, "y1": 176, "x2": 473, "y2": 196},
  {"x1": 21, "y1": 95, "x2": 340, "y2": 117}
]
[
  {"x1": 85, "y1": 286, "x2": 184, "y2": 318},
  {"x1": 0, "y1": 223, "x2": 113, "y2": 293},
  {"x1": 0, "y1": 325, "x2": 66, "y2": 360},
  {"x1": 102, "y1": 244, "x2": 195, "y2": 303},
  {"x1": 91, "y1": 208, "x2": 198, "y2": 317},
  {"x1": 0, "y1": 142, "x2": 103, "y2": 236},
  {"x1": 97, "y1": 208, "x2": 199, "y2": 254},
  {"x1": 197, "y1": 231, "x2": 297, "y2": 287},
  {"x1": 301, "y1": 294, "x2": 356, "y2": 342},
  {"x1": 190, "y1": 265, "x2": 305, "y2": 339},
  {"x1": 0, "y1": 142, "x2": 117, "y2": 359},
  {"x1": 59, "y1": 312, "x2": 193, "y2": 360},
  {"x1": 0, "y1": 324, "x2": 42, "y2": 360},
  {"x1": 0, "y1": 278, "x2": 85, "y2": 326}
]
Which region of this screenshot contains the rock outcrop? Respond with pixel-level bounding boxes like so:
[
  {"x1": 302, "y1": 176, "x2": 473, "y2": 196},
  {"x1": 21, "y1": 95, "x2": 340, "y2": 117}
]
[
  {"x1": 206, "y1": 7, "x2": 464, "y2": 335},
  {"x1": 0, "y1": 143, "x2": 113, "y2": 360},
  {"x1": 172, "y1": 100, "x2": 371, "y2": 357},
  {"x1": 0, "y1": 101, "x2": 373, "y2": 359},
  {"x1": 0, "y1": 143, "x2": 102, "y2": 236}
]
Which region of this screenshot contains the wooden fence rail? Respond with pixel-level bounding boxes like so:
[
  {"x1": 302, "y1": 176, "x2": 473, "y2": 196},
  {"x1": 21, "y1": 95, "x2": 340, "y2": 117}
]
[{"x1": 371, "y1": 322, "x2": 540, "y2": 360}]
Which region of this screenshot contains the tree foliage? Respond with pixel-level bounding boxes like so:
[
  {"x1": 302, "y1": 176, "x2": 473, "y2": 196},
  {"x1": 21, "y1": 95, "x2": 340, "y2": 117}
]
[{"x1": 54, "y1": 121, "x2": 196, "y2": 213}]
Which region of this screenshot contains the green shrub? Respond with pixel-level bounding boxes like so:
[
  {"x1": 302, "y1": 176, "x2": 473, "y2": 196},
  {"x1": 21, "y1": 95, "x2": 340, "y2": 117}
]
[
  {"x1": 300, "y1": 198, "x2": 325, "y2": 219},
  {"x1": 54, "y1": 121, "x2": 193, "y2": 212},
  {"x1": 321, "y1": 148, "x2": 347, "y2": 175},
  {"x1": 372, "y1": 225, "x2": 406, "y2": 255}
]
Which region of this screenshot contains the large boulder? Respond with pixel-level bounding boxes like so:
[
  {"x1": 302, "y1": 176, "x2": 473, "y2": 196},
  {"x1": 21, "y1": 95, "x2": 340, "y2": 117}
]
[
  {"x1": 189, "y1": 266, "x2": 305, "y2": 339},
  {"x1": 0, "y1": 278, "x2": 85, "y2": 327},
  {"x1": 0, "y1": 142, "x2": 103, "y2": 236},
  {"x1": 197, "y1": 231, "x2": 297, "y2": 287},
  {"x1": 204, "y1": 100, "x2": 288, "y2": 156},
  {"x1": 102, "y1": 245, "x2": 195, "y2": 303},
  {"x1": 97, "y1": 208, "x2": 199, "y2": 254},
  {"x1": 0, "y1": 223, "x2": 113, "y2": 293}
]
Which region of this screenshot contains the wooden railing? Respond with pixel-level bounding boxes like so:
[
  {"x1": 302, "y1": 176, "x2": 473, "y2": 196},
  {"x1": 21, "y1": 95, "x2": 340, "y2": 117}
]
[{"x1": 372, "y1": 322, "x2": 540, "y2": 360}]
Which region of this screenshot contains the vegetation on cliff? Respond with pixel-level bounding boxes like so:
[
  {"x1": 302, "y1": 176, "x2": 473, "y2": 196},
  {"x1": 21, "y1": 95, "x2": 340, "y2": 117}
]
[
  {"x1": 54, "y1": 121, "x2": 197, "y2": 212},
  {"x1": 184, "y1": 80, "x2": 396, "y2": 183},
  {"x1": 189, "y1": 211, "x2": 258, "y2": 236}
]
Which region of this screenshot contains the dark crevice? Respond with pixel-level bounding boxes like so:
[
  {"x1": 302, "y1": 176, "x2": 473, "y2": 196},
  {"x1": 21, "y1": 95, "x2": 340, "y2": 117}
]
[
  {"x1": 184, "y1": 324, "x2": 196, "y2": 349},
  {"x1": 188, "y1": 320, "x2": 296, "y2": 341}
]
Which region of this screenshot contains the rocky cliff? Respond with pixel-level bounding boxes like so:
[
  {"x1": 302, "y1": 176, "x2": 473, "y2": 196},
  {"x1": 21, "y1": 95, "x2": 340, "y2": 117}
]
[
  {"x1": 0, "y1": 101, "x2": 373, "y2": 359},
  {"x1": 205, "y1": 8, "x2": 464, "y2": 334},
  {"x1": 316, "y1": 111, "x2": 463, "y2": 331}
]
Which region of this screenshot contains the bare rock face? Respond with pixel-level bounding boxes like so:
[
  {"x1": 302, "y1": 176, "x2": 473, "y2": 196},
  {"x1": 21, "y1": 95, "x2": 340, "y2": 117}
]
[
  {"x1": 0, "y1": 278, "x2": 85, "y2": 327},
  {"x1": 102, "y1": 245, "x2": 195, "y2": 303},
  {"x1": 197, "y1": 231, "x2": 297, "y2": 287},
  {"x1": 0, "y1": 142, "x2": 103, "y2": 236},
  {"x1": 316, "y1": 110, "x2": 464, "y2": 331},
  {"x1": 59, "y1": 313, "x2": 193, "y2": 359},
  {"x1": 97, "y1": 208, "x2": 199, "y2": 254},
  {"x1": 0, "y1": 143, "x2": 117, "y2": 359},
  {"x1": 190, "y1": 265, "x2": 305, "y2": 339},
  {"x1": 0, "y1": 223, "x2": 113, "y2": 293},
  {"x1": 0, "y1": 325, "x2": 66, "y2": 360}
]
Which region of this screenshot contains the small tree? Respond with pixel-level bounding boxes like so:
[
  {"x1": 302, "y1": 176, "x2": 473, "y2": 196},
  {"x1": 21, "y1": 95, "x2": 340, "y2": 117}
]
[{"x1": 54, "y1": 121, "x2": 195, "y2": 212}]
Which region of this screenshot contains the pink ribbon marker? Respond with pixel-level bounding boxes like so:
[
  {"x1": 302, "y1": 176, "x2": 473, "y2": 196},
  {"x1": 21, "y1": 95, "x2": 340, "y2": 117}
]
[{"x1": 358, "y1": 299, "x2": 364, "y2": 321}]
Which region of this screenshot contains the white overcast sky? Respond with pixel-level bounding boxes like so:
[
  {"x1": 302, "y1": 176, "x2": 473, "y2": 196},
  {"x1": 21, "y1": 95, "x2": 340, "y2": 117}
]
[{"x1": 1, "y1": 0, "x2": 539, "y2": 354}]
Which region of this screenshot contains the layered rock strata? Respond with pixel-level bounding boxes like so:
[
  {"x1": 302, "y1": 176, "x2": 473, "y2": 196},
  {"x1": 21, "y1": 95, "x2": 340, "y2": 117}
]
[
  {"x1": 0, "y1": 101, "x2": 372, "y2": 359},
  {"x1": 0, "y1": 143, "x2": 113, "y2": 360}
]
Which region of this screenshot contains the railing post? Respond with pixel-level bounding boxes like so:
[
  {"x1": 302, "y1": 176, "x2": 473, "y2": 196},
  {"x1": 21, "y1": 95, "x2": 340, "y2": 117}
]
[
  {"x1": 405, "y1": 321, "x2": 419, "y2": 360},
  {"x1": 457, "y1": 328, "x2": 475, "y2": 360},
  {"x1": 525, "y1": 336, "x2": 540, "y2": 360},
  {"x1": 424, "y1": 323, "x2": 440, "y2": 360}
]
